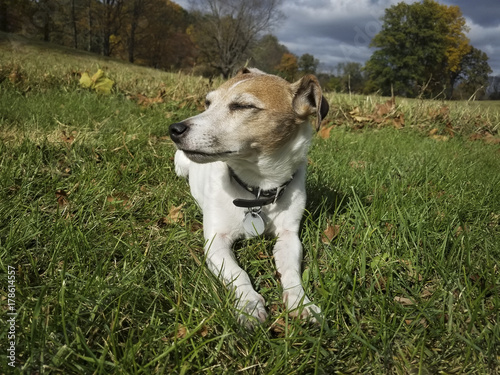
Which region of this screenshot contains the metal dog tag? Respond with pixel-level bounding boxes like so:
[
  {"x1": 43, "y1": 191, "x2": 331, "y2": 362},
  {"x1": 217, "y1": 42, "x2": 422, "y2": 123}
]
[{"x1": 243, "y1": 210, "x2": 266, "y2": 236}]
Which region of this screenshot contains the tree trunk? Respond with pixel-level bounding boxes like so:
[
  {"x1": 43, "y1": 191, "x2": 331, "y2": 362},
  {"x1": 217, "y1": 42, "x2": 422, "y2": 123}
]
[
  {"x1": 71, "y1": 0, "x2": 78, "y2": 49},
  {"x1": 88, "y1": 0, "x2": 93, "y2": 52},
  {"x1": 128, "y1": 0, "x2": 141, "y2": 63},
  {"x1": 0, "y1": 0, "x2": 8, "y2": 32}
]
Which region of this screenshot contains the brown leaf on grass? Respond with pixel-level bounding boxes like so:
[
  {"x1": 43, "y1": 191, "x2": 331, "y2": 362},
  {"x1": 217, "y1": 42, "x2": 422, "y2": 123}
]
[
  {"x1": 322, "y1": 222, "x2": 340, "y2": 243},
  {"x1": 455, "y1": 225, "x2": 469, "y2": 237},
  {"x1": 56, "y1": 189, "x2": 69, "y2": 207},
  {"x1": 129, "y1": 90, "x2": 165, "y2": 107},
  {"x1": 106, "y1": 194, "x2": 132, "y2": 210},
  {"x1": 158, "y1": 203, "x2": 185, "y2": 226},
  {"x1": 175, "y1": 325, "x2": 187, "y2": 339},
  {"x1": 199, "y1": 325, "x2": 209, "y2": 338},
  {"x1": 394, "y1": 296, "x2": 415, "y2": 306},
  {"x1": 317, "y1": 125, "x2": 333, "y2": 139},
  {"x1": 61, "y1": 131, "x2": 75, "y2": 145},
  {"x1": 430, "y1": 134, "x2": 449, "y2": 142},
  {"x1": 375, "y1": 98, "x2": 395, "y2": 117},
  {"x1": 372, "y1": 276, "x2": 387, "y2": 292},
  {"x1": 258, "y1": 252, "x2": 273, "y2": 259},
  {"x1": 445, "y1": 122, "x2": 455, "y2": 137},
  {"x1": 172, "y1": 324, "x2": 209, "y2": 340},
  {"x1": 420, "y1": 286, "x2": 434, "y2": 299},
  {"x1": 270, "y1": 318, "x2": 290, "y2": 337},
  {"x1": 349, "y1": 107, "x2": 372, "y2": 123},
  {"x1": 483, "y1": 133, "x2": 500, "y2": 145},
  {"x1": 352, "y1": 115, "x2": 373, "y2": 123},
  {"x1": 392, "y1": 113, "x2": 405, "y2": 129},
  {"x1": 405, "y1": 318, "x2": 428, "y2": 328},
  {"x1": 429, "y1": 106, "x2": 449, "y2": 120},
  {"x1": 349, "y1": 160, "x2": 366, "y2": 169}
]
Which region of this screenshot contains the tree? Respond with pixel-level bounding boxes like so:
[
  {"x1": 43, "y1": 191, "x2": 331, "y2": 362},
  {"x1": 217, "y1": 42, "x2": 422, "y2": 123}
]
[
  {"x1": 99, "y1": 0, "x2": 124, "y2": 56},
  {"x1": 452, "y1": 46, "x2": 492, "y2": 99},
  {"x1": 251, "y1": 34, "x2": 289, "y2": 74},
  {"x1": 298, "y1": 53, "x2": 319, "y2": 75},
  {"x1": 189, "y1": 0, "x2": 284, "y2": 78},
  {"x1": 336, "y1": 62, "x2": 365, "y2": 93},
  {"x1": 275, "y1": 53, "x2": 298, "y2": 81},
  {"x1": 365, "y1": 0, "x2": 476, "y2": 98},
  {"x1": 0, "y1": 0, "x2": 35, "y2": 33}
]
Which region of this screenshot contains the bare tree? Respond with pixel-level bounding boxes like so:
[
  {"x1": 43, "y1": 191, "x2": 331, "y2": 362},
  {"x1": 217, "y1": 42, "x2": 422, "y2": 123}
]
[{"x1": 189, "y1": 0, "x2": 284, "y2": 78}]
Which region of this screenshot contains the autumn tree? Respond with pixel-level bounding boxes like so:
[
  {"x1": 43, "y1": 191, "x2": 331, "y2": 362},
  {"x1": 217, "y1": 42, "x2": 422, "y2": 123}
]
[
  {"x1": 275, "y1": 53, "x2": 298, "y2": 81},
  {"x1": 0, "y1": 0, "x2": 33, "y2": 33},
  {"x1": 365, "y1": 0, "x2": 488, "y2": 98},
  {"x1": 189, "y1": 0, "x2": 284, "y2": 78},
  {"x1": 129, "y1": 0, "x2": 193, "y2": 69}
]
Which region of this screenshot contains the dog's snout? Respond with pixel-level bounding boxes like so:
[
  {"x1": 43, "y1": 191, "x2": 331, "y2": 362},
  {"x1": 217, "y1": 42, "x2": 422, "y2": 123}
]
[{"x1": 169, "y1": 122, "x2": 188, "y2": 142}]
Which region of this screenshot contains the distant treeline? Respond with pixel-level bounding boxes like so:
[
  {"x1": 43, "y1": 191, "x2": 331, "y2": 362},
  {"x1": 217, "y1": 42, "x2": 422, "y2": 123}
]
[{"x1": 1, "y1": 0, "x2": 498, "y2": 99}]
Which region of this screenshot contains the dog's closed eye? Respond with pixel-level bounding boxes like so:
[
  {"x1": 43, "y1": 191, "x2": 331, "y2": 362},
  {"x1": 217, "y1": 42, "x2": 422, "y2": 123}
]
[
  {"x1": 205, "y1": 99, "x2": 211, "y2": 109},
  {"x1": 229, "y1": 102, "x2": 260, "y2": 111}
]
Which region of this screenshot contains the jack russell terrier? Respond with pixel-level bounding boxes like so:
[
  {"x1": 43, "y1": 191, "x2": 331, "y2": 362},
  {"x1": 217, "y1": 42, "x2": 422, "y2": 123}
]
[{"x1": 169, "y1": 68, "x2": 329, "y2": 327}]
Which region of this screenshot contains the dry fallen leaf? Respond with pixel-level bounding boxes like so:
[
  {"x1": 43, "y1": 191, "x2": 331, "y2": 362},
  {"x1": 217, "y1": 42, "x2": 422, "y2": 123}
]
[
  {"x1": 392, "y1": 113, "x2": 405, "y2": 129},
  {"x1": 375, "y1": 98, "x2": 395, "y2": 117},
  {"x1": 175, "y1": 325, "x2": 187, "y2": 339},
  {"x1": 349, "y1": 160, "x2": 366, "y2": 170},
  {"x1": 56, "y1": 189, "x2": 69, "y2": 207},
  {"x1": 106, "y1": 194, "x2": 132, "y2": 210},
  {"x1": 60, "y1": 131, "x2": 75, "y2": 145},
  {"x1": 322, "y1": 222, "x2": 340, "y2": 243},
  {"x1": 394, "y1": 296, "x2": 415, "y2": 306},
  {"x1": 352, "y1": 115, "x2": 372, "y2": 123},
  {"x1": 159, "y1": 203, "x2": 186, "y2": 226},
  {"x1": 318, "y1": 125, "x2": 333, "y2": 139}
]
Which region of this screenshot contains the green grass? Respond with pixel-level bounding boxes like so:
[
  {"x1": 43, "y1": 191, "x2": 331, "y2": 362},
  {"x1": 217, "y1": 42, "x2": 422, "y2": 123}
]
[{"x1": 1, "y1": 33, "x2": 500, "y2": 374}]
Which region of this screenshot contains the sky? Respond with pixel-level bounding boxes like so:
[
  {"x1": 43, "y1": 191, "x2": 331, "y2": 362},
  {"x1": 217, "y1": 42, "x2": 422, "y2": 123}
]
[{"x1": 175, "y1": 0, "x2": 500, "y2": 76}]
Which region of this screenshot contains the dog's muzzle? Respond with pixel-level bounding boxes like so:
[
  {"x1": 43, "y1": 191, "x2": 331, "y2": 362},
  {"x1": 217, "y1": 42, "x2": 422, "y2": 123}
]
[{"x1": 169, "y1": 122, "x2": 188, "y2": 143}]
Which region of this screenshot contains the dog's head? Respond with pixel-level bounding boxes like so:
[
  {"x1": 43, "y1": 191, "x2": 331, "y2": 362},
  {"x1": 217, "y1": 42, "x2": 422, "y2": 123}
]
[{"x1": 169, "y1": 68, "x2": 329, "y2": 164}]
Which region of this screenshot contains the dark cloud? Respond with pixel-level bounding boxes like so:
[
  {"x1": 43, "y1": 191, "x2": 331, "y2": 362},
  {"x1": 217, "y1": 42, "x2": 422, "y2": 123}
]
[
  {"x1": 275, "y1": 0, "x2": 500, "y2": 75},
  {"x1": 442, "y1": 0, "x2": 500, "y2": 27},
  {"x1": 175, "y1": 0, "x2": 500, "y2": 75}
]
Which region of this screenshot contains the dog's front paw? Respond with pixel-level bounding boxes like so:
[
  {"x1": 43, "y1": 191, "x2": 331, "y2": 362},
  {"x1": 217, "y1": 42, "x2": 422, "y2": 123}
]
[
  {"x1": 236, "y1": 292, "x2": 268, "y2": 329},
  {"x1": 284, "y1": 291, "x2": 322, "y2": 323}
]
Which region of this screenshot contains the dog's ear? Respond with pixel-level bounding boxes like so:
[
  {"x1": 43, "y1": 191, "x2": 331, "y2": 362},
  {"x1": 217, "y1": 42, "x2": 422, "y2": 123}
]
[{"x1": 292, "y1": 74, "x2": 329, "y2": 131}]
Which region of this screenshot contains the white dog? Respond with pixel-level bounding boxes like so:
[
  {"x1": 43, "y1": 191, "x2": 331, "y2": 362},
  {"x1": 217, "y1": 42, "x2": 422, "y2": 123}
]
[{"x1": 169, "y1": 68, "x2": 329, "y2": 327}]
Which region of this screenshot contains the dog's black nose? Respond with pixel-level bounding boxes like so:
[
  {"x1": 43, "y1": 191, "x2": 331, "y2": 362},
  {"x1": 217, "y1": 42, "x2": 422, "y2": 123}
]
[{"x1": 169, "y1": 122, "x2": 188, "y2": 142}]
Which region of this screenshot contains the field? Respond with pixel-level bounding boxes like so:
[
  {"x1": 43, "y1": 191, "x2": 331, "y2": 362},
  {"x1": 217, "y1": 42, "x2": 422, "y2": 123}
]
[{"x1": 1, "y1": 32, "x2": 499, "y2": 374}]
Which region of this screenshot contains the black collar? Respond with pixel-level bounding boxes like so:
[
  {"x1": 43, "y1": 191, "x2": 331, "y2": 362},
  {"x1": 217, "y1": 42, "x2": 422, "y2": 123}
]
[{"x1": 229, "y1": 167, "x2": 295, "y2": 208}]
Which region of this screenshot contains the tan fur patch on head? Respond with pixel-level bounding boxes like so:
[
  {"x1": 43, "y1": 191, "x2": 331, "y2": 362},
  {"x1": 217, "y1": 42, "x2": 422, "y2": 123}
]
[{"x1": 222, "y1": 74, "x2": 302, "y2": 154}]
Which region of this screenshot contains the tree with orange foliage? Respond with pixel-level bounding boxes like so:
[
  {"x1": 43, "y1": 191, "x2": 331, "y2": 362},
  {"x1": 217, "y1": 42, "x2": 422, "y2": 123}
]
[{"x1": 275, "y1": 53, "x2": 298, "y2": 81}]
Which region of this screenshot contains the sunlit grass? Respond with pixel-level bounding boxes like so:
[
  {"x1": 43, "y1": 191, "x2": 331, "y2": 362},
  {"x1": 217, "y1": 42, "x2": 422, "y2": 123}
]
[{"x1": 1, "y1": 33, "x2": 499, "y2": 374}]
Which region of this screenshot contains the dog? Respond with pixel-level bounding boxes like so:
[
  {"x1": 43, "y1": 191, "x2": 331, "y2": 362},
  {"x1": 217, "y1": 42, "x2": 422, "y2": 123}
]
[{"x1": 169, "y1": 68, "x2": 329, "y2": 327}]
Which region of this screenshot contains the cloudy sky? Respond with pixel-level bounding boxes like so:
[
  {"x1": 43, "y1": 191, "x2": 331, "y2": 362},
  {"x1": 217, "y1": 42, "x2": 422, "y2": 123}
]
[{"x1": 176, "y1": 0, "x2": 500, "y2": 76}]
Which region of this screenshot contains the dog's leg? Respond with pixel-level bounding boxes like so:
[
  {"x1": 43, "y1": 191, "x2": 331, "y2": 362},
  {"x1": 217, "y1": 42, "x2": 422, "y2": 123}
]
[
  {"x1": 273, "y1": 230, "x2": 321, "y2": 321},
  {"x1": 204, "y1": 233, "x2": 268, "y2": 327}
]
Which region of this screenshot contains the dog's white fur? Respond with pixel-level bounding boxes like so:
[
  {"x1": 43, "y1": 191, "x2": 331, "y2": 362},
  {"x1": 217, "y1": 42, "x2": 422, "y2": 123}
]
[{"x1": 169, "y1": 68, "x2": 328, "y2": 327}]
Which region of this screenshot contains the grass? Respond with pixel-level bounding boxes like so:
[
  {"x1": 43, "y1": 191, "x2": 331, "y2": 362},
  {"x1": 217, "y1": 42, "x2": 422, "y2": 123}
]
[{"x1": 1, "y1": 33, "x2": 499, "y2": 374}]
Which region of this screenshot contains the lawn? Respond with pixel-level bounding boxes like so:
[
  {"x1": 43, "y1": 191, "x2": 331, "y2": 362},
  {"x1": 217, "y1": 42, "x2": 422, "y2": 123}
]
[{"x1": 1, "y1": 33, "x2": 499, "y2": 374}]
